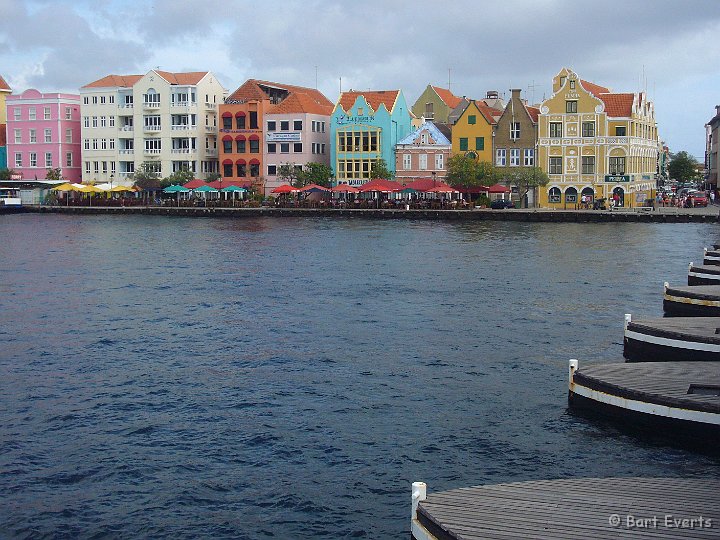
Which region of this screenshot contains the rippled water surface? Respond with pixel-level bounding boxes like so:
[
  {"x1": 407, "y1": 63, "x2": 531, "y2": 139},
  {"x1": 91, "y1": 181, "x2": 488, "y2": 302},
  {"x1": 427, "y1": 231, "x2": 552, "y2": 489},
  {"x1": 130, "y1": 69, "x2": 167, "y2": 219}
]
[{"x1": 1, "y1": 214, "x2": 719, "y2": 539}]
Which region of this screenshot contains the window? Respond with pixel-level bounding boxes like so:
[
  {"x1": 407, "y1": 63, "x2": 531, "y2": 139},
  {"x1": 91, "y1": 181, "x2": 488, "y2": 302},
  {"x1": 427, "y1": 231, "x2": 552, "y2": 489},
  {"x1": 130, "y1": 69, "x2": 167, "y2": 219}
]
[
  {"x1": 565, "y1": 187, "x2": 577, "y2": 203},
  {"x1": 250, "y1": 139, "x2": 260, "y2": 153},
  {"x1": 421, "y1": 133, "x2": 428, "y2": 144},
  {"x1": 267, "y1": 143, "x2": 276, "y2": 153},
  {"x1": 459, "y1": 138, "x2": 468, "y2": 151},
  {"x1": 144, "y1": 139, "x2": 161, "y2": 152},
  {"x1": 510, "y1": 148, "x2": 520, "y2": 166},
  {"x1": 109, "y1": 116, "x2": 115, "y2": 127},
  {"x1": 321, "y1": 122, "x2": 325, "y2": 133},
  {"x1": 84, "y1": 116, "x2": 90, "y2": 128},
  {"x1": 280, "y1": 120, "x2": 289, "y2": 131},
  {"x1": 236, "y1": 115, "x2": 245, "y2": 129},
  {"x1": 92, "y1": 139, "x2": 98, "y2": 150},
  {"x1": 280, "y1": 143, "x2": 289, "y2": 153},
  {"x1": 549, "y1": 122, "x2": 562, "y2": 138},
  {"x1": 549, "y1": 187, "x2": 561, "y2": 203},
  {"x1": 435, "y1": 154, "x2": 444, "y2": 170},
  {"x1": 425, "y1": 102, "x2": 434, "y2": 119},
  {"x1": 92, "y1": 116, "x2": 98, "y2": 128},
  {"x1": 13, "y1": 108, "x2": 20, "y2": 121},
  {"x1": 102, "y1": 161, "x2": 107, "y2": 173},
  {"x1": 582, "y1": 122, "x2": 595, "y2": 137},
  {"x1": 83, "y1": 96, "x2": 89, "y2": 105},
  {"x1": 419, "y1": 154, "x2": 427, "y2": 170},
  {"x1": 29, "y1": 152, "x2": 37, "y2": 167},
  {"x1": 29, "y1": 129, "x2": 36, "y2": 143},
  {"x1": 615, "y1": 126, "x2": 626, "y2": 136},
  {"x1": 222, "y1": 116, "x2": 232, "y2": 129},
  {"x1": 475, "y1": 137, "x2": 484, "y2": 151},
  {"x1": 549, "y1": 157, "x2": 562, "y2": 174},
  {"x1": 293, "y1": 120, "x2": 302, "y2": 131},
  {"x1": 267, "y1": 165, "x2": 277, "y2": 175},
  {"x1": 109, "y1": 138, "x2": 115, "y2": 150},
  {"x1": 560, "y1": 76, "x2": 566, "y2": 87},
  {"x1": 523, "y1": 148, "x2": 534, "y2": 166},
  {"x1": 44, "y1": 107, "x2": 51, "y2": 120},
  {"x1": 250, "y1": 163, "x2": 259, "y2": 177},
  {"x1": 321, "y1": 143, "x2": 325, "y2": 154},
  {"x1": 237, "y1": 140, "x2": 246, "y2": 153},
  {"x1": 84, "y1": 139, "x2": 90, "y2": 150},
  {"x1": 45, "y1": 152, "x2": 52, "y2": 167},
  {"x1": 293, "y1": 143, "x2": 302, "y2": 153},
  {"x1": 609, "y1": 157, "x2": 625, "y2": 175},
  {"x1": 29, "y1": 107, "x2": 36, "y2": 120},
  {"x1": 13, "y1": 129, "x2": 21, "y2": 143},
  {"x1": 468, "y1": 115, "x2": 476, "y2": 125},
  {"x1": 100, "y1": 116, "x2": 107, "y2": 127},
  {"x1": 510, "y1": 122, "x2": 520, "y2": 140},
  {"x1": 566, "y1": 101, "x2": 577, "y2": 113},
  {"x1": 223, "y1": 139, "x2": 232, "y2": 153},
  {"x1": 92, "y1": 96, "x2": 98, "y2": 104},
  {"x1": 237, "y1": 163, "x2": 246, "y2": 177},
  {"x1": 101, "y1": 138, "x2": 107, "y2": 150},
  {"x1": 267, "y1": 121, "x2": 276, "y2": 131},
  {"x1": 15, "y1": 153, "x2": 22, "y2": 167},
  {"x1": 403, "y1": 154, "x2": 411, "y2": 170},
  {"x1": 65, "y1": 107, "x2": 72, "y2": 120},
  {"x1": 85, "y1": 162, "x2": 90, "y2": 174},
  {"x1": 223, "y1": 163, "x2": 233, "y2": 177},
  {"x1": 44, "y1": 129, "x2": 52, "y2": 143},
  {"x1": 249, "y1": 111, "x2": 258, "y2": 129},
  {"x1": 109, "y1": 96, "x2": 114, "y2": 104},
  {"x1": 569, "y1": 80, "x2": 576, "y2": 89},
  {"x1": 581, "y1": 156, "x2": 595, "y2": 174},
  {"x1": 496, "y1": 148, "x2": 506, "y2": 166},
  {"x1": 100, "y1": 96, "x2": 106, "y2": 104}
]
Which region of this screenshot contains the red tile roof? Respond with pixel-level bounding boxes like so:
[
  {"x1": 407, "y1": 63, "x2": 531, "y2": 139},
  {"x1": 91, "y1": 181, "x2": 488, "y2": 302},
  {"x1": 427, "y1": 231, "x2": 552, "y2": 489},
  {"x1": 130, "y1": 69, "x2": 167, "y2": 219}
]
[
  {"x1": 431, "y1": 86, "x2": 463, "y2": 109},
  {"x1": 580, "y1": 79, "x2": 610, "y2": 97},
  {"x1": 599, "y1": 93, "x2": 634, "y2": 117},
  {"x1": 473, "y1": 100, "x2": 497, "y2": 125},
  {"x1": 525, "y1": 105, "x2": 540, "y2": 123},
  {"x1": 269, "y1": 91, "x2": 333, "y2": 115},
  {"x1": 0, "y1": 75, "x2": 10, "y2": 91},
  {"x1": 337, "y1": 90, "x2": 400, "y2": 114},
  {"x1": 155, "y1": 71, "x2": 208, "y2": 85},
  {"x1": 82, "y1": 74, "x2": 143, "y2": 88}
]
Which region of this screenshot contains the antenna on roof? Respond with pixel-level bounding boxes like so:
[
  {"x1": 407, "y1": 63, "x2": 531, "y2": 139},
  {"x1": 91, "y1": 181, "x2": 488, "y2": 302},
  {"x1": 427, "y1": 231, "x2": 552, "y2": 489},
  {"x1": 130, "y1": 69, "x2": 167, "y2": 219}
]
[
  {"x1": 527, "y1": 80, "x2": 539, "y2": 105},
  {"x1": 448, "y1": 67, "x2": 451, "y2": 90},
  {"x1": 315, "y1": 66, "x2": 318, "y2": 90},
  {"x1": 339, "y1": 76, "x2": 342, "y2": 95}
]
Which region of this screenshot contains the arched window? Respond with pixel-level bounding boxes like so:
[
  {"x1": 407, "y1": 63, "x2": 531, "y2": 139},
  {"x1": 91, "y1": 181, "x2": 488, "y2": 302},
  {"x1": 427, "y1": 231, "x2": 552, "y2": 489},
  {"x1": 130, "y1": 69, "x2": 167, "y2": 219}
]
[
  {"x1": 565, "y1": 186, "x2": 578, "y2": 203},
  {"x1": 581, "y1": 187, "x2": 594, "y2": 202},
  {"x1": 549, "y1": 187, "x2": 561, "y2": 203}
]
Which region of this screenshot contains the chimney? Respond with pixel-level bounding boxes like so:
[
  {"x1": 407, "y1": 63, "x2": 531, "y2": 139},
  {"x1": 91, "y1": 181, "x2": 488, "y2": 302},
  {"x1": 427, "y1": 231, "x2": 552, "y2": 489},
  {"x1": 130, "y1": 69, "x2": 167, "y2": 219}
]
[
  {"x1": 716, "y1": 105, "x2": 720, "y2": 115},
  {"x1": 511, "y1": 89, "x2": 521, "y2": 99},
  {"x1": 486, "y1": 90, "x2": 498, "y2": 99}
]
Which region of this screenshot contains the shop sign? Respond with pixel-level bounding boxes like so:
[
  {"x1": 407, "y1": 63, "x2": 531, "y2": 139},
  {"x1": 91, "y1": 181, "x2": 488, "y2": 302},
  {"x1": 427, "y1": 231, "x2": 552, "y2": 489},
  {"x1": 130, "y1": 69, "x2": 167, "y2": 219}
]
[
  {"x1": 266, "y1": 132, "x2": 301, "y2": 142},
  {"x1": 336, "y1": 115, "x2": 375, "y2": 126},
  {"x1": 605, "y1": 175, "x2": 630, "y2": 182}
]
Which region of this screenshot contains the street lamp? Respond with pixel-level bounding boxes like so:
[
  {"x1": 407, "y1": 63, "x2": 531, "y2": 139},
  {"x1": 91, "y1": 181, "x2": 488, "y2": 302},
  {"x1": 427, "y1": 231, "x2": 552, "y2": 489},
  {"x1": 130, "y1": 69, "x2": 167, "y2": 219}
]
[{"x1": 109, "y1": 174, "x2": 114, "y2": 189}]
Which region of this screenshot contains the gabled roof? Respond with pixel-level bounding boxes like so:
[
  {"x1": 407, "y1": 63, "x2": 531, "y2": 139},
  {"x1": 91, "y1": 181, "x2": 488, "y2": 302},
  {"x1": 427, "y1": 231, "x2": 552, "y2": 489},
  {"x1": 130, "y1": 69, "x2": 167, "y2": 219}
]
[
  {"x1": 598, "y1": 93, "x2": 634, "y2": 117},
  {"x1": 337, "y1": 90, "x2": 400, "y2": 114},
  {"x1": 525, "y1": 105, "x2": 540, "y2": 123},
  {"x1": 580, "y1": 79, "x2": 611, "y2": 97},
  {"x1": 82, "y1": 74, "x2": 143, "y2": 88},
  {"x1": 0, "y1": 75, "x2": 10, "y2": 92},
  {"x1": 154, "y1": 71, "x2": 209, "y2": 85},
  {"x1": 225, "y1": 79, "x2": 332, "y2": 114},
  {"x1": 397, "y1": 120, "x2": 451, "y2": 146},
  {"x1": 470, "y1": 100, "x2": 497, "y2": 125},
  {"x1": 431, "y1": 86, "x2": 463, "y2": 109}
]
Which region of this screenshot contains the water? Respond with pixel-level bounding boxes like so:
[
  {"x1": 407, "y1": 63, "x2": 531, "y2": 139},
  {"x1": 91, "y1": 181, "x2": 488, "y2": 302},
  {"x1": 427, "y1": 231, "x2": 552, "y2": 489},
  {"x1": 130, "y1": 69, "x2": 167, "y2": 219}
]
[{"x1": 1, "y1": 214, "x2": 718, "y2": 539}]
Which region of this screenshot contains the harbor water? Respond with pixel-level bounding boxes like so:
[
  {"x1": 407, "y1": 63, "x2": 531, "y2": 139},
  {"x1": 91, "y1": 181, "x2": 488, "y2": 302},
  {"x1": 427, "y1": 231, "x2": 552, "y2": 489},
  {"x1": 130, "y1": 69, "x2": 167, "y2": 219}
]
[{"x1": 1, "y1": 214, "x2": 718, "y2": 538}]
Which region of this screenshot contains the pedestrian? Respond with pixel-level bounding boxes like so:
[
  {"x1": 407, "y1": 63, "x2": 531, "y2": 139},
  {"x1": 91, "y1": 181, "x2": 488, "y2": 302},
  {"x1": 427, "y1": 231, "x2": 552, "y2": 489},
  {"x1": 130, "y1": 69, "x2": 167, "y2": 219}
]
[{"x1": 711, "y1": 191, "x2": 716, "y2": 205}]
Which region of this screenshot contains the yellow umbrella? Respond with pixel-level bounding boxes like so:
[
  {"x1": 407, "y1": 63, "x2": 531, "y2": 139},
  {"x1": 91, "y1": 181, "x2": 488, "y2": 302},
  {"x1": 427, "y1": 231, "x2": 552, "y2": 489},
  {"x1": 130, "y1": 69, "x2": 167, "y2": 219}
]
[
  {"x1": 109, "y1": 185, "x2": 135, "y2": 192},
  {"x1": 77, "y1": 184, "x2": 105, "y2": 193},
  {"x1": 51, "y1": 182, "x2": 80, "y2": 191}
]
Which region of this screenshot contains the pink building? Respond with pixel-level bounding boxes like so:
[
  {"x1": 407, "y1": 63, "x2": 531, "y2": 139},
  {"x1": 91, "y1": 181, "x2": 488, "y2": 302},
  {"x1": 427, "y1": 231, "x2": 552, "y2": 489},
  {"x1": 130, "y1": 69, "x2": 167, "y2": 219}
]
[
  {"x1": 394, "y1": 120, "x2": 451, "y2": 185},
  {"x1": 6, "y1": 89, "x2": 82, "y2": 181}
]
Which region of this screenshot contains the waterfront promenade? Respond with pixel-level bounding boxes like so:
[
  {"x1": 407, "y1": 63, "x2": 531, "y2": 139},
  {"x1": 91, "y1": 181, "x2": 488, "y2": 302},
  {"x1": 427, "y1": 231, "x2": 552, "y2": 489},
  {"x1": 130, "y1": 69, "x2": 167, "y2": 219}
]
[{"x1": 18, "y1": 204, "x2": 720, "y2": 223}]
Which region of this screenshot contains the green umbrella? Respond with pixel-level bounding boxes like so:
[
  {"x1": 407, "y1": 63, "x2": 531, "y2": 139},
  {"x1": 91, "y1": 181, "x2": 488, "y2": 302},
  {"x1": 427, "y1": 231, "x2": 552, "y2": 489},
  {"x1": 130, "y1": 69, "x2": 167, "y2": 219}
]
[
  {"x1": 163, "y1": 184, "x2": 190, "y2": 193},
  {"x1": 220, "y1": 185, "x2": 247, "y2": 192},
  {"x1": 193, "y1": 185, "x2": 219, "y2": 193}
]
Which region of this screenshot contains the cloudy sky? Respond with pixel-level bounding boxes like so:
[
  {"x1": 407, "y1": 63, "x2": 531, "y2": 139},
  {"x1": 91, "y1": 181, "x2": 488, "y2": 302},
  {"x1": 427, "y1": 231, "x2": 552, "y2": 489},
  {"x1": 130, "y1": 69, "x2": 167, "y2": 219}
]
[{"x1": 2, "y1": 0, "x2": 719, "y2": 159}]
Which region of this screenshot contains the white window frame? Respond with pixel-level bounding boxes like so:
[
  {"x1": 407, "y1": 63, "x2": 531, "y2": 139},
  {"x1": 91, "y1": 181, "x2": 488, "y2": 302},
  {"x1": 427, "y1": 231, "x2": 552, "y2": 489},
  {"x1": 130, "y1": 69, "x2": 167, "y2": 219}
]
[
  {"x1": 524, "y1": 148, "x2": 535, "y2": 166},
  {"x1": 510, "y1": 148, "x2": 520, "y2": 167},
  {"x1": 510, "y1": 122, "x2": 520, "y2": 140},
  {"x1": 45, "y1": 152, "x2": 53, "y2": 167},
  {"x1": 435, "y1": 153, "x2": 444, "y2": 170},
  {"x1": 44, "y1": 129, "x2": 52, "y2": 143},
  {"x1": 403, "y1": 153, "x2": 411, "y2": 170},
  {"x1": 419, "y1": 154, "x2": 428, "y2": 170},
  {"x1": 496, "y1": 148, "x2": 506, "y2": 166}
]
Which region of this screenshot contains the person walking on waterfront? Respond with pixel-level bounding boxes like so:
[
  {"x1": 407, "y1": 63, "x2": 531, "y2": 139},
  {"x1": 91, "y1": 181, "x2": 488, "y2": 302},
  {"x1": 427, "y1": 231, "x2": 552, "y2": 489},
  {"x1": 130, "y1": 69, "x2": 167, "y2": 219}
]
[{"x1": 711, "y1": 191, "x2": 716, "y2": 205}]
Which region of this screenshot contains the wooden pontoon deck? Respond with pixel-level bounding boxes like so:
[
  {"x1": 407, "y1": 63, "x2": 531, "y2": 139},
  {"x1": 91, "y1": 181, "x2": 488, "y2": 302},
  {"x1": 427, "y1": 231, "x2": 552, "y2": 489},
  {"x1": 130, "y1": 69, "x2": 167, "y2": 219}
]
[
  {"x1": 663, "y1": 282, "x2": 720, "y2": 316},
  {"x1": 688, "y1": 262, "x2": 720, "y2": 285},
  {"x1": 703, "y1": 248, "x2": 720, "y2": 266},
  {"x1": 624, "y1": 314, "x2": 720, "y2": 361},
  {"x1": 412, "y1": 478, "x2": 720, "y2": 540}
]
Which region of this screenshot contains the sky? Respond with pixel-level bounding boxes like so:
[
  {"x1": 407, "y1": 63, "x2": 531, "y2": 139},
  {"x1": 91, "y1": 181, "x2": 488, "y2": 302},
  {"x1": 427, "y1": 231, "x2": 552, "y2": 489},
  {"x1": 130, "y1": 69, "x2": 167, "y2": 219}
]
[{"x1": 1, "y1": 0, "x2": 719, "y2": 160}]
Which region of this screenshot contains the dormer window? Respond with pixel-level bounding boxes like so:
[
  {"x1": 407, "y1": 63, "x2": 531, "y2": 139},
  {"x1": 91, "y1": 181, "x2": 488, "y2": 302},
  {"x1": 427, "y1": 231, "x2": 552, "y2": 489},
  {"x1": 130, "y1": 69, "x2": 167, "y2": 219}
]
[
  {"x1": 421, "y1": 133, "x2": 428, "y2": 144},
  {"x1": 357, "y1": 107, "x2": 364, "y2": 116}
]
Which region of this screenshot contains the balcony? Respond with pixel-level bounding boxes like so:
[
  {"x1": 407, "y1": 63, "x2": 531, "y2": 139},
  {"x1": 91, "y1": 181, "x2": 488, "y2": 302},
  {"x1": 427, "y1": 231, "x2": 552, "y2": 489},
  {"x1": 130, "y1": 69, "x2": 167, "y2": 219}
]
[
  {"x1": 171, "y1": 148, "x2": 195, "y2": 154},
  {"x1": 143, "y1": 101, "x2": 161, "y2": 109},
  {"x1": 143, "y1": 125, "x2": 161, "y2": 133},
  {"x1": 205, "y1": 102, "x2": 216, "y2": 110},
  {"x1": 118, "y1": 103, "x2": 134, "y2": 109},
  {"x1": 171, "y1": 124, "x2": 195, "y2": 131},
  {"x1": 205, "y1": 148, "x2": 217, "y2": 157},
  {"x1": 120, "y1": 125, "x2": 134, "y2": 132},
  {"x1": 144, "y1": 148, "x2": 162, "y2": 155},
  {"x1": 119, "y1": 149, "x2": 134, "y2": 155},
  {"x1": 205, "y1": 125, "x2": 216, "y2": 133},
  {"x1": 119, "y1": 171, "x2": 134, "y2": 177},
  {"x1": 171, "y1": 101, "x2": 193, "y2": 108}
]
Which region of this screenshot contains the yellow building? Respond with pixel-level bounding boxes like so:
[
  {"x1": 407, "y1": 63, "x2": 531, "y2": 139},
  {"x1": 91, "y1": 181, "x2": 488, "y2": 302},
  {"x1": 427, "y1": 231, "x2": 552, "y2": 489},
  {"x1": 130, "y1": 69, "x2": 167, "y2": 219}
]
[
  {"x1": 451, "y1": 100, "x2": 497, "y2": 163},
  {"x1": 0, "y1": 74, "x2": 11, "y2": 124},
  {"x1": 537, "y1": 68, "x2": 659, "y2": 208}
]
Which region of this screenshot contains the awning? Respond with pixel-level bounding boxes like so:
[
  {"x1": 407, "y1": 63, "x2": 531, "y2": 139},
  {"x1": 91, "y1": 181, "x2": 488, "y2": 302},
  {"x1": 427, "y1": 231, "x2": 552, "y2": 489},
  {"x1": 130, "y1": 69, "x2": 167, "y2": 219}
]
[
  {"x1": 222, "y1": 135, "x2": 232, "y2": 141},
  {"x1": 235, "y1": 134, "x2": 246, "y2": 141},
  {"x1": 221, "y1": 111, "x2": 232, "y2": 118},
  {"x1": 235, "y1": 111, "x2": 246, "y2": 117},
  {"x1": 272, "y1": 184, "x2": 297, "y2": 194},
  {"x1": 222, "y1": 159, "x2": 233, "y2": 165},
  {"x1": 235, "y1": 159, "x2": 247, "y2": 165},
  {"x1": 249, "y1": 158, "x2": 260, "y2": 165},
  {"x1": 248, "y1": 134, "x2": 260, "y2": 141}
]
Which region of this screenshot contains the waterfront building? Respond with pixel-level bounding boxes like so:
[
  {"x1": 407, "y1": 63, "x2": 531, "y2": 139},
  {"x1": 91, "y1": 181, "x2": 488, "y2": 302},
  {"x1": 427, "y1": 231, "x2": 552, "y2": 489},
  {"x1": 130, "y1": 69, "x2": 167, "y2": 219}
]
[
  {"x1": 330, "y1": 90, "x2": 413, "y2": 186},
  {"x1": 493, "y1": 89, "x2": 540, "y2": 206},
  {"x1": 706, "y1": 107, "x2": 720, "y2": 190},
  {"x1": 80, "y1": 70, "x2": 225, "y2": 184},
  {"x1": 450, "y1": 99, "x2": 498, "y2": 163},
  {"x1": 537, "y1": 68, "x2": 659, "y2": 208},
  {"x1": 411, "y1": 85, "x2": 463, "y2": 123},
  {"x1": 219, "y1": 79, "x2": 333, "y2": 195},
  {"x1": 394, "y1": 120, "x2": 451, "y2": 184},
  {"x1": 0, "y1": 75, "x2": 12, "y2": 168},
  {"x1": 6, "y1": 89, "x2": 81, "y2": 182}
]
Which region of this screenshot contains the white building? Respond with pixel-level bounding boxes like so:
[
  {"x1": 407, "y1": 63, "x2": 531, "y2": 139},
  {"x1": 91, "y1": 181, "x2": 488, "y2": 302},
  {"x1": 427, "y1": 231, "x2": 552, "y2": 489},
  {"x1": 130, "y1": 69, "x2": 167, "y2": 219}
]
[{"x1": 80, "y1": 70, "x2": 226, "y2": 184}]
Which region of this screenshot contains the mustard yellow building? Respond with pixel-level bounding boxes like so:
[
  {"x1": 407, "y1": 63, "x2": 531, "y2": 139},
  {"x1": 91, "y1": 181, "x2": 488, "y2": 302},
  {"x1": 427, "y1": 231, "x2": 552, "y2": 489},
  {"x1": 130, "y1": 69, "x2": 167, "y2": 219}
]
[
  {"x1": 537, "y1": 68, "x2": 659, "y2": 208},
  {"x1": 451, "y1": 100, "x2": 497, "y2": 163},
  {"x1": 0, "y1": 74, "x2": 11, "y2": 124}
]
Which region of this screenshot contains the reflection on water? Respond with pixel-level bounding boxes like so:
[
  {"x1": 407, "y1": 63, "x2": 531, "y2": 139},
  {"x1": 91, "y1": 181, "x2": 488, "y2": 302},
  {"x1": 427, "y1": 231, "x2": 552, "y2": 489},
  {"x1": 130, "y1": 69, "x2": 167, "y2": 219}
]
[{"x1": 0, "y1": 214, "x2": 718, "y2": 538}]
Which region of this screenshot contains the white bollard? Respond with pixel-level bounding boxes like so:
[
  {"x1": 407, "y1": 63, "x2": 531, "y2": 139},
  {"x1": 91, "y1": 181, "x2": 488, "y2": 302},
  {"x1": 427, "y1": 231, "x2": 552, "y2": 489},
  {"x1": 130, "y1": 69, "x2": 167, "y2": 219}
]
[
  {"x1": 569, "y1": 359, "x2": 578, "y2": 388},
  {"x1": 624, "y1": 313, "x2": 631, "y2": 330},
  {"x1": 664, "y1": 281, "x2": 669, "y2": 292},
  {"x1": 412, "y1": 481, "x2": 427, "y2": 520}
]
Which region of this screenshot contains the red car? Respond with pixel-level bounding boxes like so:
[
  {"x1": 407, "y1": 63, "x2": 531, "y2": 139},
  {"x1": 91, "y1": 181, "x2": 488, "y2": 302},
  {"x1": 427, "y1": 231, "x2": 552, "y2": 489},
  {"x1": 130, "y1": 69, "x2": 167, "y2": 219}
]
[{"x1": 687, "y1": 192, "x2": 708, "y2": 207}]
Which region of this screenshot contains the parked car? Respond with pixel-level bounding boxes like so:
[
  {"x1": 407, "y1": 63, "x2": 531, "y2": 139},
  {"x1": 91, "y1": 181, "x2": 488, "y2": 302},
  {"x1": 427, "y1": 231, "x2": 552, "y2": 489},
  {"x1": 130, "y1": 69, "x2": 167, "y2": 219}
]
[
  {"x1": 490, "y1": 199, "x2": 515, "y2": 209},
  {"x1": 686, "y1": 191, "x2": 708, "y2": 207}
]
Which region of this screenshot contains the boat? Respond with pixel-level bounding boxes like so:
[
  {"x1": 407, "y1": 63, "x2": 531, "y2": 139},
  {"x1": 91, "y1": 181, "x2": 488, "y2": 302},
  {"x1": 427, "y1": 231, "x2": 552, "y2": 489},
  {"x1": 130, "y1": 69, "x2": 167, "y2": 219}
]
[{"x1": 0, "y1": 187, "x2": 22, "y2": 212}]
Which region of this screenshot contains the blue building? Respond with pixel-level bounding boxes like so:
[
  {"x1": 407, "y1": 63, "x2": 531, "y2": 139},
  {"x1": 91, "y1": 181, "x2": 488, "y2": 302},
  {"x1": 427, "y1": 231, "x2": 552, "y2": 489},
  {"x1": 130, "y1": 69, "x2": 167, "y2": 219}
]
[{"x1": 330, "y1": 90, "x2": 413, "y2": 186}]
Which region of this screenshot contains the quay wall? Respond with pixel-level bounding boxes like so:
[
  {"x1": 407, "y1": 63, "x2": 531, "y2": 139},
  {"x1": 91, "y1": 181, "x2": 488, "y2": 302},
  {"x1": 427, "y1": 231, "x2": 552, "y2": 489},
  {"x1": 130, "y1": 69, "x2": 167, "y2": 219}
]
[{"x1": 14, "y1": 206, "x2": 720, "y2": 223}]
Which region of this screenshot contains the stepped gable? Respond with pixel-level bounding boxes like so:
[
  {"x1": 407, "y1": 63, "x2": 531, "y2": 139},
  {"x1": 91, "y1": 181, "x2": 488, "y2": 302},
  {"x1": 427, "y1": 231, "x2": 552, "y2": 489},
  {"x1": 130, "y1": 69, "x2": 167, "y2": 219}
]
[
  {"x1": 598, "y1": 93, "x2": 634, "y2": 117},
  {"x1": 337, "y1": 90, "x2": 400, "y2": 113},
  {"x1": 82, "y1": 74, "x2": 143, "y2": 88},
  {"x1": 431, "y1": 85, "x2": 463, "y2": 109},
  {"x1": 0, "y1": 75, "x2": 10, "y2": 91},
  {"x1": 154, "y1": 71, "x2": 208, "y2": 85}
]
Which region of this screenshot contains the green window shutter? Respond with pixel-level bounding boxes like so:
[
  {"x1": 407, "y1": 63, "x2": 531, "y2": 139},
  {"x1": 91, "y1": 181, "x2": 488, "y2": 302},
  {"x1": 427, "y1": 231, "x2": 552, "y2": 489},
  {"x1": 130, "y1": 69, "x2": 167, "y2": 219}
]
[
  {"x1": 468, "y1": 115, "x2": 476, "y2": 125},
  {"x1": 475, "y1": 137, "x2": 484, "y2": 151},
  {"x1": 459, "y1": 138, "x2": 468, "y2": 151}
]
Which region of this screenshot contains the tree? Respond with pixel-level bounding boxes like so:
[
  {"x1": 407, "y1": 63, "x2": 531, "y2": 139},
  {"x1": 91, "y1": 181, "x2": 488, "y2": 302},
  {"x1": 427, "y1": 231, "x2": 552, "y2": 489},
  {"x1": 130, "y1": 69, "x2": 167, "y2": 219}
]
[
  {"x1": 0, "y1": 168, "x2": 16, "y2": 181},
  {"x1": 297, "y1": 162, "x2": 333, "y2": 187},
  {"x1": 278, "y1": 163, "x2": 301, "y2": 186},
  {"x1": 507, "y1": 167, "x2": 550, "y2": 208},
  {"x1": 162, "y1": 167, "x2": 194, "y2": 188},
  {"x1": 369, "y1": 158, "x2": 394, "y2": 180},
  {"x1": 668, "y1": 151, "x2": 701, "y2": 183},
  {"x1": 206, "y1": 172, "x2": 221, "y2": 182},
  {"x1": 445, "y1": 155, "x2": 498, "y2": 189},
  {"x1": 132, "y1": 162, "x2": 162, "y2": 190},
  {"x1": 45, "y1": 167, "x2": 63, "y2": 181}
]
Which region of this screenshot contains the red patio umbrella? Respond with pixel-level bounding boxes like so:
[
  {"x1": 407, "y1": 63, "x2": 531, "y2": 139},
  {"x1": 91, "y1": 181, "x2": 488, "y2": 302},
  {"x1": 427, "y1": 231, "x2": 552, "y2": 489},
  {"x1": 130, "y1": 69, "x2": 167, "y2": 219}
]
[
  {"x1": 331, "y1": 184, "x2": 360, "y2": 193},
  {"x1": 272, "y1": 184, "x2": 298, "y2": 194},
  {"x1": 299, "y1": 183, "x2": 330, "y2": 192}
]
